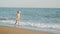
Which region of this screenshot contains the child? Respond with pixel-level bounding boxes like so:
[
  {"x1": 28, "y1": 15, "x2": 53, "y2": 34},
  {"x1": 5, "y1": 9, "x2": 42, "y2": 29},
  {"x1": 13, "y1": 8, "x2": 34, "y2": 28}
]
[{"x1": 15, "y1": 10, "x2": 21, "y2": 25}]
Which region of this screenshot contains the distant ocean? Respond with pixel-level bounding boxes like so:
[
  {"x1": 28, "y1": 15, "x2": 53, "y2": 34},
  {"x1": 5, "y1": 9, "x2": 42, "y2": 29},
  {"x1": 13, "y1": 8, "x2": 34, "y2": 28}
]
[{"x1": 0, "y1": 7, "x2": 60, "y2": 34}]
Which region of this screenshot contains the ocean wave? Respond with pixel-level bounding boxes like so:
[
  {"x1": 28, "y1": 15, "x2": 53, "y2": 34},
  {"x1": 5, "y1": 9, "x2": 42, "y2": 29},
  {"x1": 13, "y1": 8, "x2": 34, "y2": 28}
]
[
  {"x1": 0, "y1": 20, "x2": 60, "y2": 29},
  {"x1": 0, "y1": 16, "x2": 16, "y2": 20}
]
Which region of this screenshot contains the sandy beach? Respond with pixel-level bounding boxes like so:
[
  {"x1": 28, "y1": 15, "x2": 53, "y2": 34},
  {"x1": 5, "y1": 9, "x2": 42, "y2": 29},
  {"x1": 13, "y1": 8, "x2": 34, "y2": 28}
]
[{"x1": 0, "y1": 26, "x2": 52, "y2": 34}]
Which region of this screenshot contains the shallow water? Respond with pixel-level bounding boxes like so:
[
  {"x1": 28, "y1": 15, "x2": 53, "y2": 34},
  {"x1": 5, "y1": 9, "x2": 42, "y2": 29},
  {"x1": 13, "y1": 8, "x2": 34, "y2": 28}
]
[{"x1": 0, "y1": 8, "x2": 60, "y2": 34}]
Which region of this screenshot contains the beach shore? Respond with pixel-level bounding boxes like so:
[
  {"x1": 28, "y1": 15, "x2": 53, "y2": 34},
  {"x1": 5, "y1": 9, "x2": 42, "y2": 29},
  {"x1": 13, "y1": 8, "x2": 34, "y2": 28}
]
[{"x1": 0, "y1": 26, "x2": 52, "y2": 34}]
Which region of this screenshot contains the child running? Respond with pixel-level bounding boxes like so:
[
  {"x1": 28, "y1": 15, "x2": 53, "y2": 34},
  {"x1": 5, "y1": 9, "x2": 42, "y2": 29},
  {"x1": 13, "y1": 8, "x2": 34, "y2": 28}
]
[{"x1": 15, "y1": 10, "x2": 21, "y2": 25}]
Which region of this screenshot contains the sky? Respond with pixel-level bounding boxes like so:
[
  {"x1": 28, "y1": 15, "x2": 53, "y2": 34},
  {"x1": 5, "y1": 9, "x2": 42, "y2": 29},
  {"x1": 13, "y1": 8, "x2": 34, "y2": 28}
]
[{"x1": 0, "y1": 0, "x2": 60, "y2": 8}]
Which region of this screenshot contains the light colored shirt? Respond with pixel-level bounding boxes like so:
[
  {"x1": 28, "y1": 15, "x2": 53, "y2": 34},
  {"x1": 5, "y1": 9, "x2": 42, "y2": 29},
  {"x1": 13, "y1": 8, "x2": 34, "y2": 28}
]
[{"x1": 16, "y1": 11, "x2": 21, "y2": 18}]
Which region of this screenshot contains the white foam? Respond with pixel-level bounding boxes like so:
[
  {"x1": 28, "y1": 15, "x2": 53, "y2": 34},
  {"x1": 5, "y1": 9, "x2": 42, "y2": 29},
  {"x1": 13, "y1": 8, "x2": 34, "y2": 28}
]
[{"x1": 0, "y1": 20, "x2": 60, "y2": 29}]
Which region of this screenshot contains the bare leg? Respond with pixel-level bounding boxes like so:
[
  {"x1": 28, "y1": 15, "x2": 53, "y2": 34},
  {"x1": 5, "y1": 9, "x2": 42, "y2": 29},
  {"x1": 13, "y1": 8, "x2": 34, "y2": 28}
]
[
  {"x1": 15, "y1": 20, "x2": 17, "y2": 25},
  {"x1": 18, "y1": 20, "x2": 20, "y2": 25},
  {"x1": 17, "y1": 21, "x2": 20, "y2": 28}
]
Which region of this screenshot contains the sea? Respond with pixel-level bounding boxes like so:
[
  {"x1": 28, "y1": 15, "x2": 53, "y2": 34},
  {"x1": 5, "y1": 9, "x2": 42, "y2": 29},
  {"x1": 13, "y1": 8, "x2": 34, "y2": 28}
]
[{"x1": 0, "y1": 7, "x2": 60, "y2": 34}]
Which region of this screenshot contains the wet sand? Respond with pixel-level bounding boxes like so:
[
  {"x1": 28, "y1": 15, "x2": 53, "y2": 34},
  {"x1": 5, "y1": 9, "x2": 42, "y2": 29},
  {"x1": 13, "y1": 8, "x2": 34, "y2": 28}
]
[{"x1": 0, "y1": 26, "x2": 52, "y2": 34}]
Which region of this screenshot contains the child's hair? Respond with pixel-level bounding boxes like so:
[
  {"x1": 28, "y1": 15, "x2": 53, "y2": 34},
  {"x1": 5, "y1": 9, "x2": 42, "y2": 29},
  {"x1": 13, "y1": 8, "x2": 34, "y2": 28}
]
[{"x1": 17, "y1": 11, "x2": 20, "y2": 13}]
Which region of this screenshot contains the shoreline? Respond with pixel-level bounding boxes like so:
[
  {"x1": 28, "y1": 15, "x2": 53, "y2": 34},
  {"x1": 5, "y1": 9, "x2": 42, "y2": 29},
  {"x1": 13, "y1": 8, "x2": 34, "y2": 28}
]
[{"x1": 0, "y1": 26, "x2": 52, "y2": 34}]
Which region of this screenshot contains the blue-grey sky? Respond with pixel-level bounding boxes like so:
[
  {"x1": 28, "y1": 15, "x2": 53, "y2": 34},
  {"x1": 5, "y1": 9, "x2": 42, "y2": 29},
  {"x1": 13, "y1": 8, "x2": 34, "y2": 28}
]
[{"x1": 0, "y1": 0, "x2": 60, "y2": 8}]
